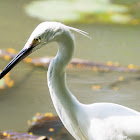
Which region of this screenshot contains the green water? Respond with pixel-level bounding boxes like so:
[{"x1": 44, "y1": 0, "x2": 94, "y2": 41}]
[{"x1": 0, "y1": 0, "x2": 140, "y2": 132}]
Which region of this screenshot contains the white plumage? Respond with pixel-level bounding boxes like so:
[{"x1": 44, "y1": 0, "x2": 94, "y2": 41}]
[{"x1": 0, "y1": 22, "x2": 140, "y2": 140}]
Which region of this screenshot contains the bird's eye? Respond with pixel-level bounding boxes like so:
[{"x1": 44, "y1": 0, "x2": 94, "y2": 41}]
[
  {"x1": 34, "y1": 37, "x2": 41, "y2": 42},
  {"x1": 31, "y1": 37, "x2": 41, "y2": 48}
]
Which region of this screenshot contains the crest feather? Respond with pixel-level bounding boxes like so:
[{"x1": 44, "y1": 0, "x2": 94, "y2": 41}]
[{"x1": 67, "y1": 26, "x2": 91, "y2": 39}]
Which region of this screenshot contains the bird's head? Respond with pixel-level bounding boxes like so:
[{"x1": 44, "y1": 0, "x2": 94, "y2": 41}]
[
  {"x1": 0, "y1": 21, "x2": 90, "y2": 79},
  {"x1": 30, "y1": 22, "x2": 68, "y2": 48},
  {"x1": 24, "y1": 22, "x2": 66, "y2": 52}
]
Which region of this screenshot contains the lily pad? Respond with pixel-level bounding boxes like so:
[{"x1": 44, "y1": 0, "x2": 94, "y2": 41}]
[{"x1": 25, "y1": 0, "x2": 131, "y2": 24}]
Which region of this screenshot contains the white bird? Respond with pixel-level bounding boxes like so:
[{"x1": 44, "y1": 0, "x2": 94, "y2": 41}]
[{"x1": 0, "y1": 22, "x2": 140, "y2": 140}]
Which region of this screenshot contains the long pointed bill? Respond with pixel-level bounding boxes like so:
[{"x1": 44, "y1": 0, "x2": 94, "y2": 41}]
[{"x1": 0, "y1": 47, "x2": 33, "y2": 79}]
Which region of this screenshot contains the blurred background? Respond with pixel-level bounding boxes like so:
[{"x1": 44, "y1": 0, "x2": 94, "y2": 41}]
[{"x1": 0, "y1": 0, "x2": 140, "y2": 139}]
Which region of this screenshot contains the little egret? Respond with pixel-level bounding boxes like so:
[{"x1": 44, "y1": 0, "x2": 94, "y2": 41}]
[{"x1": 0, "y1": 22, "x2": 140, "y2": 140}]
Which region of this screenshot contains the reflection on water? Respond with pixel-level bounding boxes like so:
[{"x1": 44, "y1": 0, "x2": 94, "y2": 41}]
[{"x1": 0, "y1": 0, "x2": 140, "y2": 134}]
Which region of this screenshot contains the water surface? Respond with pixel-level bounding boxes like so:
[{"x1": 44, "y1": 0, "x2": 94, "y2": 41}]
[{"x1": 0, "y1": 0, "x2": 140, "y2": 132}]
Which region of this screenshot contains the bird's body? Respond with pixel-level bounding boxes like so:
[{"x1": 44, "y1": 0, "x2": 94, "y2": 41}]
[{"x1": 0, "y1": 22, "x2": 140, "y2": 140}]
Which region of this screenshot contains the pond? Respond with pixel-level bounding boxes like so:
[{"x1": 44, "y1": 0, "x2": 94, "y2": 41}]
[{"x1": 0, "y1": 0, "x2": 140, "y2": 133}]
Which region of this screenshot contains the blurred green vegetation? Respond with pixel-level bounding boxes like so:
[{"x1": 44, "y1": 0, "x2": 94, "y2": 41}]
[
  {"x1": 25, "y1": 0, "x2": 140, "y2": 24},
  {"x1": 116, "y1": 0, "x2": 140, "y2": 19}
]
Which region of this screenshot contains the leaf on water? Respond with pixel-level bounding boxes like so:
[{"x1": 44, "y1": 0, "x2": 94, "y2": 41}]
[{"x1": 24, "y1": 0, "x2": 131, "y2": 24}]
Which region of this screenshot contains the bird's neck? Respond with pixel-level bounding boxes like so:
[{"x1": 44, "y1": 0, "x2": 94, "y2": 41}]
[
  {"x1": 47, "y1": 32, "x2": 80, "y2": 109},
  {"x1": 47, "y1": 32, "x2": 82, "y2": 137},
  {"x1": 47, "y1": 32, "x2": 89, "y2": 140}
]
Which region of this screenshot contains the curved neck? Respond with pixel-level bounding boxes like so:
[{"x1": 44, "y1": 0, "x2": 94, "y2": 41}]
[
  {"x1": 47, "y1": 31, "x2": 89, "y2": 140},
  {"x1": 47, "y1": 31, "x2": 80, "y2": 117}
]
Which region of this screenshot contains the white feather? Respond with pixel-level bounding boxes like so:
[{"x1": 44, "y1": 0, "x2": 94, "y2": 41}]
[{"x1": 67, "y1": 26, "x2": 91, "y2": 39}]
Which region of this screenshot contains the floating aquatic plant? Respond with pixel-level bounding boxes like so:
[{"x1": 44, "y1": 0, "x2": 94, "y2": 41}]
[
  {"x1": 92, "y1": 85, "x2": 101, "y2": 90},
  {"x1": 0, "y1": 131, "x2": 46, "y2": 140},
  {"x1": 0, "y1": 48, "x2": 139, "y2": 72},
  {"x1": 0, "y1": 71, "x2": 14, "y2": 89},
  {"x1": 28, "y1": 113, "x2": 73, "y2": 140},
  {"x1": 24, "y1": 0, "x2": 132, "y2": 24},
  {"x1": 27, "y1": 113, "x2": 54, "y2": 126}
]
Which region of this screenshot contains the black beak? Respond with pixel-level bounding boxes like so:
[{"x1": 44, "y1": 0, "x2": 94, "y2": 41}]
[{"x1": 0, "y1": 47, "x2": 33, "y2": 79}]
